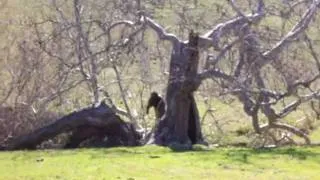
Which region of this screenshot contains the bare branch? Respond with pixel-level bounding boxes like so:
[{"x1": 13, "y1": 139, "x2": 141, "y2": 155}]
[
  {"x1": 261, "y1": 122, "x2": 310, "y2": 144},
  {"x1": 199, "y1": 11, "x2": 264, "y2": 49},
  {"x1": 198, "y1": 68, "x2": 233, "y2": 82},
  {"x1": 262, "y1": 0, "x2": 320, "y2": 66},
  {"x1": 94, "y1": 20, "x2": 137, "y2": 43},
  {"x1": 141, "y1": 16, "x2": 180, "y2": 44},
  {"x1": 304, "y1": 33, "x2": 320, "y2": 71},
  {"x1": 52, "y1": 0, "x2": 70, "y2": 26},
  {"x1": 210, "y1": 38, "x2": 240, "y2": 66},
  {"x1": 101, "y1": 90, "x2": 132, "y2": 119},
  {"x1": 228, "y1": 0, "x2": 247, "y2": 18},
  {"x1": 257, "y1": 0, "x2": 265, "y2": 13},
  {"x1": 278, "y1": 91, "x2": 320, "y2": 118},
  {"x1": 112, "y1": 64, "x2": 138, "y2": 128}
]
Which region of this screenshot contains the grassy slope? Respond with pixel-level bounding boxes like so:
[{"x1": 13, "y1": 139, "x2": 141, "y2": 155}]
[{"x1": 0, "y1": 146, "x2": 320, "y2": 180}]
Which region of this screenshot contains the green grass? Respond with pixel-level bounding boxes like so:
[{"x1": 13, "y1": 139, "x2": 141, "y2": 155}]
[{"x1": 1, "y1": 146, "x2": 320, "y2": 179}]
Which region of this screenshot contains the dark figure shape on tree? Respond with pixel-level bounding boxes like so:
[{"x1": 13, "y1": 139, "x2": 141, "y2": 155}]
[{"x1": 146, "y1": 92, "x2": 165, "y2": 120}]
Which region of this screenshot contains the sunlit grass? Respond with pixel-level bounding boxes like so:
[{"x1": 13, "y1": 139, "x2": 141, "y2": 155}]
[{"x1": 0, "y1": 146, "x2": 320, "y2": 179}]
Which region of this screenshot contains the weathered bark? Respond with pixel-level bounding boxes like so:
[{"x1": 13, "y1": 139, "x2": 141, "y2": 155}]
[
  {"x1": 65, "y1": 122, "x2": 139, "y2": 149},
  {"x1": 5, "y1": 101, "x2": 140, "y2": 150},
  {"x1": 151, "y1": 31, "x2": 205, "y2": 148}
]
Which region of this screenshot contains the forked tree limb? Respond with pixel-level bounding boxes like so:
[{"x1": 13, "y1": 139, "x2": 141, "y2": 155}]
[
  {"x1": 139, "y1": 5, "x2": 265, "y2": 50},
  {"x1": 197, "y1": 0, "x2": 319, "y2": 79},
  {"x1": 260, "y1": 122, "x2": 311, "y2": 144},
  {"x1": 140, "y1": 16, "x2": 180, "y2": 44},
  {"x1": 199, "y1": 6, "x2": 265, "y2": 50}
]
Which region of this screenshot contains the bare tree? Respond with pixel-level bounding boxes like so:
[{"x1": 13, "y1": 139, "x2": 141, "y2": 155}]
[
  {"x1": 3, "y1": 0, "x2": 320, "y2": 149},
  {"x1": 130, "y1": 0, "x2": 320, "y2": 147}
]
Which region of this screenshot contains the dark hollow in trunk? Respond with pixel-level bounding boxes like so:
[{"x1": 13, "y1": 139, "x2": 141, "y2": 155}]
[{"x1": 151, "y1": 31, "x2": 206, "y2": 148}]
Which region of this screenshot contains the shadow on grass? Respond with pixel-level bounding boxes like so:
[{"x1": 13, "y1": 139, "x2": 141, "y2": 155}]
[
  {"x1": 223, "y1": 147, "x2": 320, "y2": 164},
  {"x1": 168, "y1": 144, "x2": 320, "y2": 164},
  {"x1": 85, "y1": 145, "x2": 171, "y2": 159},
  {"x1": 5, "y1": 145, "x2": 320, "y2": 164}
]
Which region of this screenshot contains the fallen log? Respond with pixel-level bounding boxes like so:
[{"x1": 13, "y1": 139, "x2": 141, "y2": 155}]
[{"x1": 5, "y1": 101, "x2": 141, "y2": 150}]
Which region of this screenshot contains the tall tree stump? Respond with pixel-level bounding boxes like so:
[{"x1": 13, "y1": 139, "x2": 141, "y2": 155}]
[{"x1": 151, "y1": 31, "x2": 206, "y2": 148}]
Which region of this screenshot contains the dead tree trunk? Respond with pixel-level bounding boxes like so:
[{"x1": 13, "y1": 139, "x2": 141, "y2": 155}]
[
  {"x1": 5, "y1": 101, "x2": 140, "y2": 150},
  {"x1": 151, "y1": 31, "x2": 205, "y2": 148}
]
